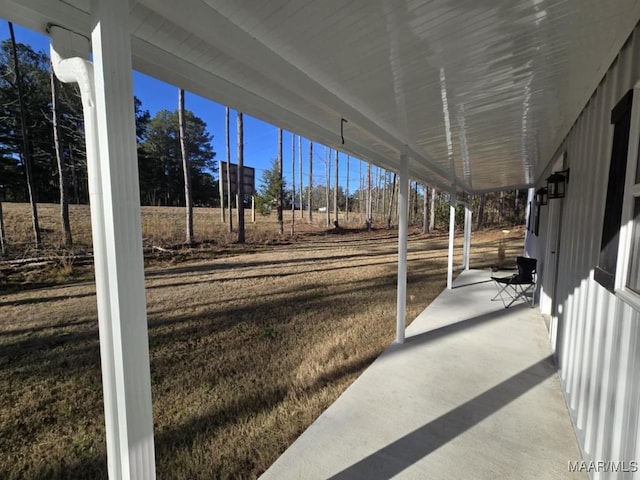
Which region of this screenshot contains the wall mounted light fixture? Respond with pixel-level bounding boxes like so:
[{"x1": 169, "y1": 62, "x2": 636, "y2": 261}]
[
  {"x1": 536, "y1": 187, "x2": 548, "y2": 206},
  {"x1": 546, "y1": 168, "x2": 570, "y2": 199}
]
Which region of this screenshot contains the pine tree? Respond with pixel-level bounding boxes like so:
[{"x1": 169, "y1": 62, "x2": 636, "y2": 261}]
[
  {"x1": 423, "y1": 184, "x2": 429, "y2": 234},
  {"x1": 386, "y1": 173, "x2": 396, "y2": 229},
  {"x1": 430, "y1": 188, "x2": 436, "y2": 231},
  {"x1": 237, "y1": 111, "x2": 245, "y2": 243},
  {"x1": 291, "y1": 132, "x2": 295, "y2": 235},
  {"x1": 50, "y1": 66, "x2": 72, "y2": 246},
  {"x1": 8, "y1": 22, "x2": 40, "y2": 248},
  {"x1": 139, "y1": 109, "x2": 216, "y2": 207},
  {"x1": 0, "y1": 201, "x2": 5, "y2": 254},
  {"x1": 178, "y1": 89, "x2": 193, "y2": 245},
  {"x1": 277, "y1": 128, "x2": 284, "y2": 235},
  {"x1": 225, "y1": 106, "x2": 232, "y2": 232},
  {"x1": 345, "y1": 155, "x2": 350, "y2": 221},
  {"x1": 307, "y1": 141, "x2": 313, "y2": 222},
  {"x1": 333, "y1": 149, "x2": 339, "y2": 228}
]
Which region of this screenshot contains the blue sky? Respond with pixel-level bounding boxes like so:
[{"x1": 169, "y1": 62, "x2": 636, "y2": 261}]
[{"x1": 3, "y1": 21, "x2": 375, "y2": 194}]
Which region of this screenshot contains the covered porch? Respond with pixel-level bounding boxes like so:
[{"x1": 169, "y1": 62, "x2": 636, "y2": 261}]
[
  {"x1": 2, "y1": 0, "x2": 637, "y2": 477},
  {"x1": 261, "y1": 269, "x2": 584, "y2": 479}
]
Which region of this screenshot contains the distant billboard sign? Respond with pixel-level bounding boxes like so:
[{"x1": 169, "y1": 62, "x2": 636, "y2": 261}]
[{"x1": 218, "y1": 161, "x2": 255, "y2": 196}]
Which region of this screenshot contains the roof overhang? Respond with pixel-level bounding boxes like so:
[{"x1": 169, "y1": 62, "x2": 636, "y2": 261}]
[{"x1": 2, "y1": 0, "x2": 639, "y2": 194}]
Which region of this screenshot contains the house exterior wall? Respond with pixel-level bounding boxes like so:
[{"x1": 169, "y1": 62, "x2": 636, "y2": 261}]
[{"x1": 529, "y1": 26, "x2": 640, "y2": 477}]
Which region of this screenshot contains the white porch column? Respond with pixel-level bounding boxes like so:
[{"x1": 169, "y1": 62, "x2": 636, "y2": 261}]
[
  {"x1": 447, "y1": 195, "x2": 456, "y2": 289},
  {"x1": 396, "y1": 153, "x2": 409, "y2": 344},
  {"x1": 462, "y1": 203, "x2": 472, "y2": 270},
  {"x1": 91, "y1": 0, "x2": 156, "y2": 477}
]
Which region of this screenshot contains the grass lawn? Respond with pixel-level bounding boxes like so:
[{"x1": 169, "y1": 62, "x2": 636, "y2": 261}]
[{"x1": 0, "y1": 203, "x2": 525, "y2": 479}]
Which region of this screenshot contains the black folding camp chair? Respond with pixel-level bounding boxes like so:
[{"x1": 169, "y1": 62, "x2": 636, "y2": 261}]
[{"x1": 491, "y1": 256, "x2": 537, "y2": 308}]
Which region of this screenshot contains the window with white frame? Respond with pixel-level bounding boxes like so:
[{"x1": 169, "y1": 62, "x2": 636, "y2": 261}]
[
  {"x1": 595, "y1": 90, "x2": 633, "y2": 292},
  {"x1": 601, "y1": 84, "x2": 640, "y2": 306},
  {"x1": 622, "y1": 121, "x2": 640, "y2": 295},
  {"x1": 627, "y1": 196, "x2": 640, "y2": 293}
]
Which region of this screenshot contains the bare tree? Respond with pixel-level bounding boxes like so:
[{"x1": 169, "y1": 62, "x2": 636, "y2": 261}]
[
  {"x1": 345, "y1": 155, "x2": 350, "y2": 221},
  {"x1": 178, "y1": 89, "x2": 193, "y2": 245},
  {"x1": 218, "y1": 159, "x2": 224, "y2": 222},
  {"x1": 0, "y1": 202, "x2": 5, "y2": 254},
  {"x1": 476, "y1": 193, "x2": 486, "y2": 230},
  {"x1": 299, "y1": 135, "x2": 303, "y2": 220},
  {"x1": 333, "y1": 149, "x2": 339, "y2": 228},
  {"x1": 69, "y1": 147, "x2": 80, "y2": 204},
  {"x1": 308, "y1": 141, "x2": 313, "y2": 222},
  {"x1": 226, "y1": 107, "x2": 233, "y2": 232},
  {"x1": 423, "y1": 184, "x2": 429, "y2": 234},
  {"x1": 386, "y1": 173, "x2": 396, "y2": 229},
  {"x1": 325, "y1": 148, "x2": 331, "y2": 227},
  {"x1": 375, "y1": 166, "x2": 382, "y2": 217},
  {"x1": 411, "y1": 181, "x2": 419, "y2": 224},
  {"x1": 430, "y1": 188, "x2": 436, "y2": 231},
  {"x1": 359, "y1": 160, "x2": 363, "y2": 221},
  {"x1": 277, "y1": 128, "x2": 284, "y2": 234},
  {"x1": 291, "y1": 132, "x2": 295, "y2": 235},
  {"x1": 237, "y1": 111, "x2": 245, "y2": 243},
  {"x1": 51, "y1": 67, "x2": 72, "y2": 246},
  {"x1": 381, "y1": 170, "x2": 387, "y2": 222},
  {"x1": 9, "y1": 22, "x2": 41, "y2": 248},
  {"x1": 366, "y1": 162, "x2": 372, "y2": 230}
]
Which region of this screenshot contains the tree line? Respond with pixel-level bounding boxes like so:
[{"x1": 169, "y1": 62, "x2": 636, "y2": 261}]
[
  {"x1": 0, "y1": 40, "x2": 218, "y2": 206},
  {"x1": 255, "y1": 144, "x2": 527, "y2": 233},
  {"x1": 0, "y1": 34, "x2": 218, "y2": 249}
]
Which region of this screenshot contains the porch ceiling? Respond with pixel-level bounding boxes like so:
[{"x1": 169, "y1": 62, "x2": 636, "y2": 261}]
[{"x1": 2, "y1": 0, "x2": 639, "y2": 193}]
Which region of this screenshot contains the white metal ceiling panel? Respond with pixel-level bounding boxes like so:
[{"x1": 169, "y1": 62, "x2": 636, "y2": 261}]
[{"x1": 2, "y1": 0, "x2": 639, "y2": 193}]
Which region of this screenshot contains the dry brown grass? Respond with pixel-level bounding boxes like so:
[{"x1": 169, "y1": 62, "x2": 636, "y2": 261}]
[
  {"x1": 0, "y1": 203, "x2": 378, "y2": 255},
  {"x1": 0, "y1": 203, "x2": 525, "y2": 479}
]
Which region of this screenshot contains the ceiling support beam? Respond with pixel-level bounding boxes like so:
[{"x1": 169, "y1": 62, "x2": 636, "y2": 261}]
[
  {"x1": 396, "y1": 153, "x2": 409, "y2": 344},
  {"x1": 90, "y1": 0, "x2": 156, "y2": 477}
]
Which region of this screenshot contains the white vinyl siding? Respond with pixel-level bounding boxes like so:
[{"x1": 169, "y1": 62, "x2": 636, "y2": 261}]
[{"x1": 532, "y1": 24, "x2": 640, "y2": 478}]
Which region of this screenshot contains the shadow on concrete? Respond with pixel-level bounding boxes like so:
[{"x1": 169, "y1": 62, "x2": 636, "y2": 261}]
[
  {"x1": 389, "y1": 302, "x2": 529, "y2": 354},
  {"x1": 327, "y1": 354, "x2": 556, "y2": 480},
  {"x1": 452, "y1": 278, "x2": 493, "y2": 288}
]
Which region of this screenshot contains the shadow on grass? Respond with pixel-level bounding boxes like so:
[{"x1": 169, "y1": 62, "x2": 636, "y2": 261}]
[
  {"x1": 0, "y1": 264, "x2": 411, "y2": 478},
  {"x1": 144, "y1": 256, "x2": 402, "y2": 294},
  {"x1": 144, "y1": 247, "x2": 400, "y2": 279},
  {"x1": 153, "y1": 351, "x2": 381, "y2": 475},
  {"x1": 0, "y1": 316, "x2": 94, "y2": 338},
  {"x1": 1, "y1": 262, "x2": 445, "y2": 378},
  {"x1": 0, "y1": 290, "x2": 96, "y2": 309},
  {"x1": 22, "y1": 349, "x2": 383, "y2": 480},
  {"x1": 144, "y1": 269, "x2": 444, "y2": 348},
  {"x1": 1, "y1": 236, "x2": 503, "y2": 479},
  {"x1": 26, "y1": 454, "x2": 107, "y2": 480}
]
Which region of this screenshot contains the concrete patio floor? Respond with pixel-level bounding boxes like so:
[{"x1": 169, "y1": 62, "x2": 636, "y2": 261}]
[{"x1": 260, "y1": 269, "x2": 585, "y2": 479}]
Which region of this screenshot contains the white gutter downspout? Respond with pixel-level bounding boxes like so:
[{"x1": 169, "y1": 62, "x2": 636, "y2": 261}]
[
  {"x1": 49, "y1": 26, "x2": 122, "y2": 478},
  {"x1": 440, "y1": 66, "x2": 457, "y2": 290},
  {"x1": 51, "y1": 20, "x2": 158, "y2": 477},
  {"x1": 447, "y1": 194, "x2": 456, "y2": 289},
  {"x1": 462, "y1": 201, "x2": 472, "y2": 271}
]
